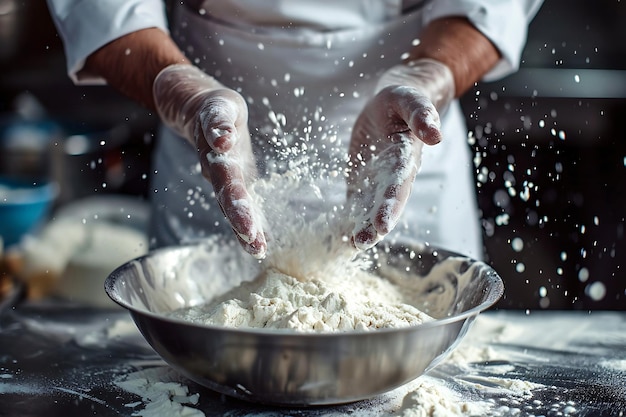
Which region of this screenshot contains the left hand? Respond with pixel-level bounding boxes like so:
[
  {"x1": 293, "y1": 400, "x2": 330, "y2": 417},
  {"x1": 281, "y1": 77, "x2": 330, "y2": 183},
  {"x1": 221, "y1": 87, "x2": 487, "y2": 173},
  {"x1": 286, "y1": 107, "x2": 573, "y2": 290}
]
[
  {"x1": 153, "y1": 64, "x2": 267, "y2": 259},
  {"x1": 347, "y1": 59, "x2": 455, "y2": 250}
]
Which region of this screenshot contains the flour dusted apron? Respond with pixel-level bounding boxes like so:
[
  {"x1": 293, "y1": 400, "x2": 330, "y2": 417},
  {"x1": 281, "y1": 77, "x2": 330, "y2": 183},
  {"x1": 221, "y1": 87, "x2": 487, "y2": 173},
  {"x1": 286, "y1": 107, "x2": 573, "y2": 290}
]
[{"x1": 150, "y1": 0, "x2": 483, "y2": 259}]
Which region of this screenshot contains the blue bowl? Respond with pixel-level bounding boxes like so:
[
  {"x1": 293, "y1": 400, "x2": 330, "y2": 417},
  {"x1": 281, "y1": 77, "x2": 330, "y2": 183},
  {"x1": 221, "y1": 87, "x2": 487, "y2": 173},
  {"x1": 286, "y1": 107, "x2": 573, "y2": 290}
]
[{"x1": 0, "y1": 177, "x2": 58, "y2": 247}]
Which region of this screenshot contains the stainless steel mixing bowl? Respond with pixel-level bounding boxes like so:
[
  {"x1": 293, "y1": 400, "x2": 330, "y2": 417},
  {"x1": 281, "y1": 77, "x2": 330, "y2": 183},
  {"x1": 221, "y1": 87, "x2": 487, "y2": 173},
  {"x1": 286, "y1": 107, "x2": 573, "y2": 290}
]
[{"x1": 105, "y1": 239, "x2": 503, "y2": 406}]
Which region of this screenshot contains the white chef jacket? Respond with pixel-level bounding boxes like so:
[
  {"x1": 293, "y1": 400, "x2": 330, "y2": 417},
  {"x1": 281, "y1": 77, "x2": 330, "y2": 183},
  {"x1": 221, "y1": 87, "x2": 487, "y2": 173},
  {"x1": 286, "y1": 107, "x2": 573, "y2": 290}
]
[{"x1": 47, "y1": 0, "x2": 543, "y2": 259}]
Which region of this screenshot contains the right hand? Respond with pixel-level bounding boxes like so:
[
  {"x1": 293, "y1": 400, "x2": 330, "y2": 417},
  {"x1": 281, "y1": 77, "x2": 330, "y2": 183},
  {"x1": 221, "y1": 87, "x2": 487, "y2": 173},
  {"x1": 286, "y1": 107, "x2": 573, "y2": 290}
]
[
  {"x1": 153, "y1": 64, "x2": 266, "y2": 259},
  {"x1": 347, "y1": 59, "x2": 454, "y2": 250}
]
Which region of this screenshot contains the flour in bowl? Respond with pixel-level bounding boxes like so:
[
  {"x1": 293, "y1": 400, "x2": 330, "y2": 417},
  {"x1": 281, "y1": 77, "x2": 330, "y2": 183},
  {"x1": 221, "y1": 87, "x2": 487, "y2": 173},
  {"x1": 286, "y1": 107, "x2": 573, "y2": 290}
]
[{"x1": 168, "y1": 266, "x2": 433, "y2": 332}]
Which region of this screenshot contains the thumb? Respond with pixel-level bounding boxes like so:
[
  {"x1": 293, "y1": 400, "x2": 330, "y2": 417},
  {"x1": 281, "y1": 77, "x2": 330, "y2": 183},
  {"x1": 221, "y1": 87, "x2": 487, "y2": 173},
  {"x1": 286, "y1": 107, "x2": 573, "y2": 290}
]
[
  {"x1": 198, "y1": 89, "x2": 249, "y2": 154},
  {"x1": 388, "y1": 86, "x2": 443, "y2": 146}
]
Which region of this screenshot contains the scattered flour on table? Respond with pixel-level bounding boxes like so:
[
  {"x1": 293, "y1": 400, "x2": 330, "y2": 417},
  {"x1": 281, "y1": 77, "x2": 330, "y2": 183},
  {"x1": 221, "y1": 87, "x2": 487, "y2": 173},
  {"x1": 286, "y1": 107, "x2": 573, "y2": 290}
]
[
  {"x1": 114, "y1": 367, "x2": 205, "y2": 417},
  {"x1": 599, "y1": 359, "x2": 626, "y2": 371},
  {"x1": 106, "y1": 318, "x2": 143, "y2": 340},
  {"x1": 392, "y1": 377, "x2": 492, "y2": 417}
]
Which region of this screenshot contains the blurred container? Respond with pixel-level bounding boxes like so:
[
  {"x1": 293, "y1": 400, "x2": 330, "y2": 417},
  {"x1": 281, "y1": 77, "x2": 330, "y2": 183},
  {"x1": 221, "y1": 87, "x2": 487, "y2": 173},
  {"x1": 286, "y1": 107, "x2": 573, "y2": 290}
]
[
  {"x1": 0, "y1": 176, "x2": 58, "y2": 247},
  {"x1": 50, "y1": 123, "x2": 132, "y2": 204},
  {"x1": 0, "y1": 0, "x2": 24, "y2": 62},
  {"x1": 0, "y1": 116, "x2": 62, "y2": 180},
  {"x1": 1, "y1": 113, "x2": 134, "y2": 206}
]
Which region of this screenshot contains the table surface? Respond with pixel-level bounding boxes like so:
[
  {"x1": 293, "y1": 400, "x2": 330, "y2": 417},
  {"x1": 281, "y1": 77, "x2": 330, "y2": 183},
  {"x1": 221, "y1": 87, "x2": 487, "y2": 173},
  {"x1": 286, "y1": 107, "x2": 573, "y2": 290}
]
[{"x1": 0, "y1": 301, "x2": 625, "y2": 417}]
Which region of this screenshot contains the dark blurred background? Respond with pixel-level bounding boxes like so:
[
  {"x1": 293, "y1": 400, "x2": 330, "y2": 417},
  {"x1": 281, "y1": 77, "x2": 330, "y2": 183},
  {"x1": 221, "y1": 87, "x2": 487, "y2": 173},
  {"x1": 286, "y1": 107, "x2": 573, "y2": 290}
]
[
  {"x1": 460, "y1": 0, "x2": 626, "y2": 310},
  {"x1": 0, "y1": 0, "x2": 624, "y2": 310}
]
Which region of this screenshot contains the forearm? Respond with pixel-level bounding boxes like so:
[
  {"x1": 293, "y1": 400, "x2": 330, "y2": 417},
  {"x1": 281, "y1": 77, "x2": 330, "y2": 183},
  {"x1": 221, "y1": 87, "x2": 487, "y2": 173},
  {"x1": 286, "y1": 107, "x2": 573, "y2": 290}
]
[
  {"x1": 83, "y1": 28, "x2": 189, "y2": 110},
  {"x1": 409, "y1": 17, "x2": 501, "y2": 98}
]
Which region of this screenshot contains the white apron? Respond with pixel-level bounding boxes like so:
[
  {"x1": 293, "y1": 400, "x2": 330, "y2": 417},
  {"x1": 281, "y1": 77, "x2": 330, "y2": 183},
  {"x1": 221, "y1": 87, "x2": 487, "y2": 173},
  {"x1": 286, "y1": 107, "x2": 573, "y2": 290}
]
[{"x1": 149, "y1": 0, "x2": 483, "y2": 259}]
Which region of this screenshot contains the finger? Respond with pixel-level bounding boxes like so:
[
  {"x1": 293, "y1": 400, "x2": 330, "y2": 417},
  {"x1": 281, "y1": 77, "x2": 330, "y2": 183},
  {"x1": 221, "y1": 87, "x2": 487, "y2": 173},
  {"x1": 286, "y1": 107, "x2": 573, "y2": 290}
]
[
  {"x1": 234, "y1": 230, "x2": 267, "y2": 259},
  {"x1": 352, "y1": 222, "x2": 380, "y2": 251},
  {"x1": 351, "y1": 133, "x2": 419, "y2": 249},
  {"x1": 373, "y1": 171, "x2": 415, "y2": 235},
  {"x1": 388, "y1": 86, "x2": 442, "y2": 146},
  {"x1": 204, "y1": 121, "x2": 236, "y2": 153},
  {"x1": 407, "y1": 105, "x2": 443, "y2": 146},
  {"x1": 199, "y1": 90, "x2": 248, "y2": 153},
  {"x1": 377, "y1": 133, "x2": 419, "y2": 231},
  {"x1": 210, "y1": 162, "x2": 259, "y2": 243},
  {"x1": 204, "y1": 151, "x2": 267, "y2": 257},
  {"x1": 353, "y1": 161, "x2": 415, "y2": 249}
]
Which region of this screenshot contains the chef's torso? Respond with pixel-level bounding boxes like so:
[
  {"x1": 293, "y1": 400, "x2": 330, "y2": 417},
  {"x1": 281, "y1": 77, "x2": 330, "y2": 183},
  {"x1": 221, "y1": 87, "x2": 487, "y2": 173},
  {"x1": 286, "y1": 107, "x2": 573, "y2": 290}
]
[{"x1": 150, "y1": 0, "x2": 483, "y2": 258}]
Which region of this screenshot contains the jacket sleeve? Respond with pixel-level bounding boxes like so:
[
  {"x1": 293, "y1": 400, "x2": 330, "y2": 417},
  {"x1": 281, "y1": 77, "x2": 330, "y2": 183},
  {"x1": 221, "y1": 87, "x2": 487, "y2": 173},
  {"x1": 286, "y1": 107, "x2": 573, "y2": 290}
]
[
  {"x1": 422, "y1": 0, "x2": 544, "y2": 81},
  {"x1": 46, "y1": 0, "x2": 169, "y2": 85}
]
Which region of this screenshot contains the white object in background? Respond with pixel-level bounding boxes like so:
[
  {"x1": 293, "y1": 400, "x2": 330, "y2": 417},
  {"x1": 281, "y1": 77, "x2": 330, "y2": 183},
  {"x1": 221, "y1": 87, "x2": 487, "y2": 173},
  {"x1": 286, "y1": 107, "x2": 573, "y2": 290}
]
[
  {"x1": 59, "y1": 222, "x2": 148, "y2": 308},
  {"x1": 18, "y1": 195, "x2": 150, "y2": 306}
]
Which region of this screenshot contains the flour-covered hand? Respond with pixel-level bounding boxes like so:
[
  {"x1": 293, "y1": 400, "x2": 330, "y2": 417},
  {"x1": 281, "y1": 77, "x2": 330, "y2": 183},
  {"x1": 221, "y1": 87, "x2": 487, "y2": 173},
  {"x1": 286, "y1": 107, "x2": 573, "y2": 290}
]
[
  {"x1": 153, "y1": 64, "x2": 266, "y2": 258},
  {"x1": 348, "y1": 59, "x2": 455, "y2": 250}
]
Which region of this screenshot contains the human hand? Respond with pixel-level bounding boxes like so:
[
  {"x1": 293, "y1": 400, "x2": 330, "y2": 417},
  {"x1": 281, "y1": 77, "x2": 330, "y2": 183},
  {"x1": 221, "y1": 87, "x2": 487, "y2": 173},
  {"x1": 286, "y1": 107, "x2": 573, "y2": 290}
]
[
  {"x1": 347, "y1": 59, "x2": 455, "y2": 250},
  {"x1": 153, "y1": 64, "x2": 266, "y2": 258}
]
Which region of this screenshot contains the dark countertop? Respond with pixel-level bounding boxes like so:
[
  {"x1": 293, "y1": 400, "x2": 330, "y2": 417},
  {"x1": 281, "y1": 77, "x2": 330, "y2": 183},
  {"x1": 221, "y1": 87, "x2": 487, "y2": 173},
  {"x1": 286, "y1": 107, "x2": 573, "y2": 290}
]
[{"x1": 0, "y1": 301, "x2": 624, "y2": 417}]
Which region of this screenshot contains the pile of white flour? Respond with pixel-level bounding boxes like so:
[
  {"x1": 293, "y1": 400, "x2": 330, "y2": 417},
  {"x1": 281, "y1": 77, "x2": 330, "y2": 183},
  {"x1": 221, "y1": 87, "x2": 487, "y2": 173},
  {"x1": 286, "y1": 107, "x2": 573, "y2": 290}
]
[{"x1": 168, "y1": 265, "x2": 433, "y2": 332}]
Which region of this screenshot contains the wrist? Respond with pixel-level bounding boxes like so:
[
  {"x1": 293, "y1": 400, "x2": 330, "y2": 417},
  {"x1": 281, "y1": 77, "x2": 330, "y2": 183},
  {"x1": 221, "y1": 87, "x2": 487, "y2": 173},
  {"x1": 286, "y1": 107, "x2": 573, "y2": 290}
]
[
  {"x1": 408, "y1": 17, "x2": 501, "y2": 96},
  {"x1": 84, "y1": 28, "x2": 188, "y2": 109},
  {"x1": 153, "y1": 64, "x2": 224, "y2": 142},
  {"x1": 376, "y1": 58, "x2": 455, "y2": 111}
]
